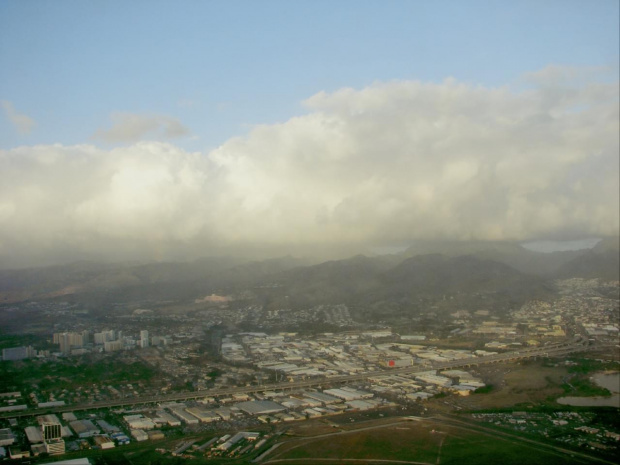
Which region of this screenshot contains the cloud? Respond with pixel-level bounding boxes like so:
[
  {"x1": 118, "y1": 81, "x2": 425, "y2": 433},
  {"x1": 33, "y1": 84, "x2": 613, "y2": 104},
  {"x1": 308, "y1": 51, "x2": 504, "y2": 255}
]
[
  {"x1": 1, "y1": 100, "x2": 36, "y2": 134},
  {"x1": 0, "y1": 67, "x2": 618, "y2": 267},
  {"x1": 93, "y1": 113, "x2": 190, "y2": 143},
  {"x1": 521, "y1": 64, "x2": 616, "y2": 87}
]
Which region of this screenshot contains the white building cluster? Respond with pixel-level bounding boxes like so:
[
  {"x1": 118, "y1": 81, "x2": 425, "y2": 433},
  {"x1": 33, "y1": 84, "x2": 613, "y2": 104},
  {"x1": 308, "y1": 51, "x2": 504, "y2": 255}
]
[{"x1": 220, "y1": 331, "x2": 495, "y2": 382}]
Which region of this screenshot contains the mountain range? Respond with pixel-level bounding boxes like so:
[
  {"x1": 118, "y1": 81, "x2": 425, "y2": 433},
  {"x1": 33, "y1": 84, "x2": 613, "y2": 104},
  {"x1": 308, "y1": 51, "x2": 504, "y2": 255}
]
[{"x1": 0, "y1": 238, "x2": 617, "y2": 309}]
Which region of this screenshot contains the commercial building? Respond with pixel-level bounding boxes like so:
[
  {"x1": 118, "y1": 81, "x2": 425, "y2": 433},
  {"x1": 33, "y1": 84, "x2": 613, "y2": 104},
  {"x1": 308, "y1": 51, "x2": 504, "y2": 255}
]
[
  {"x1": 302, "y1": 391, "x2": 340, "y2": 405},
  {"x1": 92, "y1": 435, "x2": 115, "y2": 449},
  {"x1": 42, "y1": 423, "x2": 62, "y2": 441},
  {"x1": 0, "y1": 429, "x2": 15, "y2": 447},
  {"x1": 25, "y1": 426, "x2": 44, "y2": 444},
  {"x1": 235, "y1": 400, "x2": 286, "y2": 416},
  {"x1": 140, "y1": 330, "x2": 149, "y2": 348},
  {"x1": 40, "y1": 421, "x2": 65, "y2": 455},
  {"x1": 153, "y1": 411, "x2": 181, "y2": 427},
  {"x1": 169, "y1": 408, "x2": 199, "y2": 425},
  {"x1": 185, "y1": 407, "x2": 220, "y2": 423},
  {"x1": 323, "y1": 388, "x2": 373, "y2": 401},
  {"x1": 94, "y1": 330, "x2": 115, "y2": 345},
  {"x1": 69, "y1": 420, "x2": 99, "y2": 438},
  {"x1": 123, "y1": 415, "x2": 156, "y2": 430},
  {"x1": 131, "y1": 429, "x2": 148, "y2": 441},
  {"x1": 217, "y1": 432, "x2": 260, "y2": 451},
  {"x1": 104, "y1": 340, "x2": 123, "y2": 352},
  {"x1": 2, "y1": 346, "x2": 33, "y2": 361}
]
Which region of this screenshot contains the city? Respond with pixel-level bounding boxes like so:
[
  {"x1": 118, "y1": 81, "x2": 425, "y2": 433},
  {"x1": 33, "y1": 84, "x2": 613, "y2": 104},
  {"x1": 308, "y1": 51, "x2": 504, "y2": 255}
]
[
  {"x1": 1, "y1": 273, "x2": 618, "y2": 463},
  {"x1": 1, "y1": 2, "x2": 619, "y2": 464}
]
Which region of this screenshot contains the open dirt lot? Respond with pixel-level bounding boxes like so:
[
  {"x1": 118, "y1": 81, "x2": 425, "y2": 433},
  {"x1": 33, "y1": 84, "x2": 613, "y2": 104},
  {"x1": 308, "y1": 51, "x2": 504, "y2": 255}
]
[{"x1": 445, "y1": 361, "x2": 568, "y2": 410}]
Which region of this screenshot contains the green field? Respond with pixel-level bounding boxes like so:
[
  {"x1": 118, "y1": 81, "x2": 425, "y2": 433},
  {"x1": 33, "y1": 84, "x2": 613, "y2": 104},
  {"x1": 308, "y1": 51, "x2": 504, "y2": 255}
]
[{"x1": 266, "y1": 419, "x2": 606, "y2": 465}]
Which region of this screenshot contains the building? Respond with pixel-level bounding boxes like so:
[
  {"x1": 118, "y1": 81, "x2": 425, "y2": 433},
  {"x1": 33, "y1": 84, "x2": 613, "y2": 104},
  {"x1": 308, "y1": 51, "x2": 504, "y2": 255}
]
[
  {"x1": 0, "y1": 429, "x2": 15, "y2": 447},
  {"x1": 104, "y1": 340, "x2": 123, "y2": 352},
  {"x1": 217, "y1": 432, "x2": 260, "y2": 451},
  {"x1": 131, "y1": 429, "x2": 148, "y2": 441},
  {"x1": 69, "y1": 420, "x2": 99, "y2": 438},
  {"x1": 41, "y1": 421, "x2": 65, "y2": 455},
  {"x1": 42, "y1": 423, "x2": 62, "y2": 441},
  {"x1": 234, "y1": 400, "x2": 286, "y2": 416},
  {"x1": 54, "y1": 332, "x2": 88, "y2": 352},
  {"x1": 59, "y1": 334, "x2": 71, "y2": 354},
  {"x1": 169, "y1": 408, "x2": 199, "y2": 425},
  {"x1": 38, "y1": 401, "x2": 66, "y2": 408},
  {"x1": 147, "y1": 430, "x2": 164, "y2": 441},
  {"x1": 25, "y1": 426, "x2": 44, "y2": 444},
  {"x1": 94, "y1": 330, "x2": 115, "y2": 345},
  {"x1": 302, "y1": 391, "x2": 341, "y2": 405},
  {"x1": 185, "y1": 408, "x2": 220, "y2": 423},
  {"x1": 323, "y1": 388, "x2": 373, "y2": 401},
  {"x1": 2, "y1": 346, "x2": 32, "y2": 361},
  {"x1": 45, "y1": 439, "x2": 65, "y2": 455},
  {"x1": 123, "y1": 415, "x2": 156, "y2": 430},
  {"x1": 153, "y1": 411, "x2": 181, "y2": 427},
  {"x1": 93, "y1": 435, "x2": 115, "y2": 449},
  {"x1": 96, "y1": 420, "x2": 120, "y2": 434},
  {"x1": 140, "y1": 330, "x2": 149, "y2": 348}
]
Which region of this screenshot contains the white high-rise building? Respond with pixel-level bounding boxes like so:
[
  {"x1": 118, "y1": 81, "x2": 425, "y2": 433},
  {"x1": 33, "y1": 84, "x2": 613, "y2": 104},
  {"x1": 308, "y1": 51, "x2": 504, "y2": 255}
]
[
  {"x1": 94, "y1": 330, "x2": 115, "y2": 345},
  {"x1": 41, "y1": 421, "x2": 65, "y2": 455},
  {"x1": 140, "y1": 330, "x2": 149, "y2": 348},
  {"x1": 104, "y1": 340, "x2": 123, "y2": 352},
  {"x1": 59, "y1": 333, "x2": 71, "y2": 355}
]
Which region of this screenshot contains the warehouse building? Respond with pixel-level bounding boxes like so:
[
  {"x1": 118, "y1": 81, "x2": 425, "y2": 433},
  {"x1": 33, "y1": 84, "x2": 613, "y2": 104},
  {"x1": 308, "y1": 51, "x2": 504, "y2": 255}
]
[
  {"x1": 235, "y1": 400, "x2": 286, "y2": 416},
  {"x1": 70, "y1": 420, "x2": 100, "y2": 438}
]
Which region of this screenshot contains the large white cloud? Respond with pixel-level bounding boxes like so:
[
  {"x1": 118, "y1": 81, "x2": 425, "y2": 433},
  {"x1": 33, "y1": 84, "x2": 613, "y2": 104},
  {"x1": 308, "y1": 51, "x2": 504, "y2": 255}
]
[{"x1": 0, "y1": 68, "x2": 618, "y2": 268}]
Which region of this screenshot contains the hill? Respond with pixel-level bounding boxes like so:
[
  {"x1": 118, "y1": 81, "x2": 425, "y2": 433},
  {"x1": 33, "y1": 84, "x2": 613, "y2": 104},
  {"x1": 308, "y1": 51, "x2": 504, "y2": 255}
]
[
  {"x1": 401, "y1": 240, "x2": 594, "y2": 277},
  {"x1": 557, "y1": 237, "x2": 620, "y2": 281}
]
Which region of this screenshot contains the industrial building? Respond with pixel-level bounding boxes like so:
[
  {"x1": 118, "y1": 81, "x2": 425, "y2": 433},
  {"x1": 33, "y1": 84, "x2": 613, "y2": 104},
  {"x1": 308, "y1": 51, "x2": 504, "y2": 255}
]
[
  {"x1": 235, "y1": 400, "x2": 286, "y2": 415},
  {"x1": 301, "y1": 391, "x2": 340, "y2": 405},
  {"x1": 123, "y1": 415, "x2": 156, "y2": 430},
  {"x1": 185, "y1": 407, "x2": 220, "y2": 423},
  {"x1": 0, "y1": 429, "x2": 15, "y2": 447},
  {"x1": 92, "y1": 435, "x2": 115, "y2": 449},
  {"x1": 323, "y1": 387, "x2": 373, "y2": 401},
  {"x1": 169, "y1": 408, "x2": 199, "y2": 425}
]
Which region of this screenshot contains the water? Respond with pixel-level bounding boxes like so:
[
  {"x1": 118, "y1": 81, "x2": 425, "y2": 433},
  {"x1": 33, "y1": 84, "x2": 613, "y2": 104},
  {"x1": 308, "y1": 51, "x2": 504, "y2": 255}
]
[
  {"x1": 557, "y1": 372, "x2": 620, "y2": 407},
  {"x1": 592, "y1": 372, "x2": 620, "y2": 392}
]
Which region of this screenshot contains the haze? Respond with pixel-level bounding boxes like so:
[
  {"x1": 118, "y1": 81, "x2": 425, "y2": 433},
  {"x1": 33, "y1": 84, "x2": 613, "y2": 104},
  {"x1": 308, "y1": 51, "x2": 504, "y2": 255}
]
[{"x1": 1, "y1": 1, "x2": 618, "y2": 269}]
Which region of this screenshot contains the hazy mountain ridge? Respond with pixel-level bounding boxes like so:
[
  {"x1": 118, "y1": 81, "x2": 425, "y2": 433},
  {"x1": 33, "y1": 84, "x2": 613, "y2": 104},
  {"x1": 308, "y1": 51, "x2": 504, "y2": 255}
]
[
  {"x1": 273, "y1": 254, "x2": 401, "y2": 306},
  {"x1": 0, "y1": 239, "x2": 617, "y2": 306},
  {"x1": 275, "y1": 253, "x2": 555, "y2": 311},
  {"x1": 556, "y1": 237, "x2": 620, "y2": 281},
  {"x1": 401, "y1": 240, "x2": 587, "y2": 276},
  {"x1": 0, "y1": 256, "x2": 306, "y2": 304}
]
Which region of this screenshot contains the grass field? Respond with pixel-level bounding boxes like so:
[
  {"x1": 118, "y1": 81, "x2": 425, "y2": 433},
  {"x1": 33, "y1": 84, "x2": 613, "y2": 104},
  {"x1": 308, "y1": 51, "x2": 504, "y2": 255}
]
[
  {"x1": 265, "y1": 418, "x2": 604, "y2": 465},
  {"x1": 275, "y1": 423, "x2": 440, "y2": 463}
]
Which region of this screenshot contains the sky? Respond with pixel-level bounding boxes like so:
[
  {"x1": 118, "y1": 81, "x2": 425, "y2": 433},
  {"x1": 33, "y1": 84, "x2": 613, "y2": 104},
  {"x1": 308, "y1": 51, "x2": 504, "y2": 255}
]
[{"x1": 0, "y1": 0, "x2": 619, "y2": 268}]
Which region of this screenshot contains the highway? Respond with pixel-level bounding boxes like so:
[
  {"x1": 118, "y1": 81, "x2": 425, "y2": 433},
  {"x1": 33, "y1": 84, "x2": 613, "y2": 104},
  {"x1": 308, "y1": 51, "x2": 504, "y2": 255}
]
[{"x1": 0, "y1": 336, "x2": 591, "y2": 419}]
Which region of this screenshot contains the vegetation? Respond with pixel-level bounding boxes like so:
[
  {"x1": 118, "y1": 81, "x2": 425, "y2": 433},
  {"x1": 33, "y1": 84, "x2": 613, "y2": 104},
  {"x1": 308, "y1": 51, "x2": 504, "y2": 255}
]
[
  {"x1": 1, "y1": 354, "x2": 158, "y2": 393},
  {"x1": 561, "y1": 376, "x2": 611, "y2": 397},
  {"x1": 566, "y1": 357, "x2": 619, "y2": 374},
  {"x1": 274, "y1": 421, "x2": 591, "y2": 465},
  {"x1": 0, "y1": 333, "x2": 45, "y2": 350},
  {"x1": 474, "y1": 384, "x2": 495, "y2": 394}
]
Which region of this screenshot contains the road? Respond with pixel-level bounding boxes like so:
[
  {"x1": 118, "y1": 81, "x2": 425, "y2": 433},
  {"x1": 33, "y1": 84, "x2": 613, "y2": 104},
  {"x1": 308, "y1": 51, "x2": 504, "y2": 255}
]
[{"x1": 0, "y1": 336, "x2": 591, "y2": 419}]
